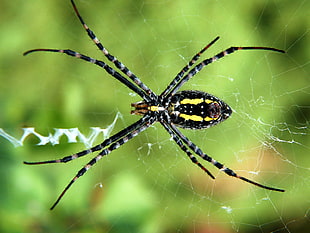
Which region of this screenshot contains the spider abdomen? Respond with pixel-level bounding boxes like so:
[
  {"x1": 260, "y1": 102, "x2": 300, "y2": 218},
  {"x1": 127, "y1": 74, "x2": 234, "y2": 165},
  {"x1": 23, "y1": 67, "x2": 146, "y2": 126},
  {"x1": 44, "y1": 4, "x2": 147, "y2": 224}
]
[{"x1": 169, "y1": 90, "x2": 232, "y2": 129}]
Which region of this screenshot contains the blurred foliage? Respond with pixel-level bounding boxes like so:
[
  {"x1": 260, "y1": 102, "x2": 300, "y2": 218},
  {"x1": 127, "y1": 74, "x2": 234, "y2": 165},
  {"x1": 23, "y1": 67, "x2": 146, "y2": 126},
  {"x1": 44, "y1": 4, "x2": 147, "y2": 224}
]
[{"x1": 0, "y1": 0, "x2": 309, "y2": 232}]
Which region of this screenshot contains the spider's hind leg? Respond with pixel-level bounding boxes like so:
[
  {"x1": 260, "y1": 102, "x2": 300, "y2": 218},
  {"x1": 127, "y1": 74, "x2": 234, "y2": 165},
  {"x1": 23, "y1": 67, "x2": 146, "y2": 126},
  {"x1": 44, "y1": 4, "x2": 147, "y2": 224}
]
[
  {"x1": 161, "y1": 121, "x2": 215, "y2": 179},
  {"x1": 160, "y1": 36, "x2": 220, "y2": 98},
  {"x1": 168, "y1": 123, "x2": 285, "y2": 192}
]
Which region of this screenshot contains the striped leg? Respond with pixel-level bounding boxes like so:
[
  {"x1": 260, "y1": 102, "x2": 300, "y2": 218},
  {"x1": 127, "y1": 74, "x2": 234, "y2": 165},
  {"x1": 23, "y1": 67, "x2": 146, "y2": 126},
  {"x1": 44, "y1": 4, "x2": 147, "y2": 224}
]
[
  {"x1": 168, "y1": 123, "x2": 285, "y2": 192},
  {"x1": 160, "y1": 121, "x2": 215, "y2": 179},
  {"x1": 24, "y1": 116, "x2": 150, "y2": 165},
  {"x1": 70, "y1": 0, "x2": 156, "y2": 101},
  {"x1": 167, "y1": 45, "x2": 285, "y2": 96},
  {"x1": 160, "y1": 36, "x2": 220, "y2": 98},
  {"x1": 49, "y1": 115, "x2": 156, "y2": 210},
  {"x1": 23, "y1": 49, "x2": 149, "y2": 100}
]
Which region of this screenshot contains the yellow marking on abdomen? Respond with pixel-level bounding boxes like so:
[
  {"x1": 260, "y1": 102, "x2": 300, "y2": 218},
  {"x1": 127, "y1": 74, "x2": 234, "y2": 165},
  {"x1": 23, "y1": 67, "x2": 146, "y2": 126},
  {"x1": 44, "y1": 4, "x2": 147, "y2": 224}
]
[
  {"x1": 180, "y1": 98, "x2": 204, "y2": 105},
  {"x1": 179, "y1": 113, "x2": 203, "y2": 121},
  {"x1": 204, "y1": 116, "x2": 218, "y2": 121},
  {"x1": 205, "y1": 99, "x2": 216, "y2": 104}
]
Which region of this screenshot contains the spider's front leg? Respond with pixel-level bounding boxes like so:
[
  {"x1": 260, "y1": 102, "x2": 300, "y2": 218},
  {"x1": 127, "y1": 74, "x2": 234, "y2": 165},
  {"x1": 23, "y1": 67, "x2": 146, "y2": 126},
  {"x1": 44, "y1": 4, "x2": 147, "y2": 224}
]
[{"x1": 24, "y1": 116, "x2": 156, "y2": 209}]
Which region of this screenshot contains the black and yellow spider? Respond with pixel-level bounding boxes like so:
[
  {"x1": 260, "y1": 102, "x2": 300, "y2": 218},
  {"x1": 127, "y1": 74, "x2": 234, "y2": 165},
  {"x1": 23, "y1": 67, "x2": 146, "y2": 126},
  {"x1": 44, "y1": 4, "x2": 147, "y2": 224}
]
[{"x1": 24, "y1": 0, "x2": 285, "y2": 210}]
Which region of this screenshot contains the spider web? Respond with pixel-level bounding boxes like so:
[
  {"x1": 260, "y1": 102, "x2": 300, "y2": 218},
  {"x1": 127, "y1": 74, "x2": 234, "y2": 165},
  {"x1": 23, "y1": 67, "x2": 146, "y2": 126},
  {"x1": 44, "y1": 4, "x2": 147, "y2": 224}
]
[{"x1": 0, "y1": 0, "x2": 309, "y2": 232}]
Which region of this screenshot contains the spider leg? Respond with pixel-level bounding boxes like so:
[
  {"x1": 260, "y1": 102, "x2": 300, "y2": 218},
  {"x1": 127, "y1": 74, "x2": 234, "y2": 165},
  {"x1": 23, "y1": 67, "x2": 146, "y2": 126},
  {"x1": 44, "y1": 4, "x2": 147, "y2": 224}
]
[
  {"x1": 70, "y1": 0, "x2": 156, "y2": 101},
  {"x1": 166, "y1": 45, "x2": 285, "y2": 96},
  {"x1": 24, "y1": 116, "x2": 149, "y2": 165},
  {"x1": 49, "y1": 115, "x2": 156, "y2": 210},
  {"x1": 161, "y1": 121, "x2": 215, "y2": 179},
  {"x1": 160, "y1": 36, "x2": 220, "y2": 98},
  {"x1": 169, "y1": 123, "x2": 285, "y2": 192},
  {"x1": 23, "y1": 49, "x2": 149, "y2": 100}
]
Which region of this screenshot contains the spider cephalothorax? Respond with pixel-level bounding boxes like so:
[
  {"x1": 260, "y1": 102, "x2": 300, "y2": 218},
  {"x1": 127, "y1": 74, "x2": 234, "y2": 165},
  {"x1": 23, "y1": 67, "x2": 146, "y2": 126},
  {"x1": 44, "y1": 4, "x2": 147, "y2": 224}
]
[{"x1": 24, "y1": 0, "x2": 285, "y2": 210}]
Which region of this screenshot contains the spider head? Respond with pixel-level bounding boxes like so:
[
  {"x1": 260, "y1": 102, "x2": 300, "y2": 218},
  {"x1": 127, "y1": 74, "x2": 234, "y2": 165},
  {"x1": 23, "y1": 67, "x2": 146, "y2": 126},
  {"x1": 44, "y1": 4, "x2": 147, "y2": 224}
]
[
  {"x1": 131, "y1": 101, "x2": 165, "y2": 115},
  {"x1": 131, "y1": 101, "x2": 148, "y2": 115}
]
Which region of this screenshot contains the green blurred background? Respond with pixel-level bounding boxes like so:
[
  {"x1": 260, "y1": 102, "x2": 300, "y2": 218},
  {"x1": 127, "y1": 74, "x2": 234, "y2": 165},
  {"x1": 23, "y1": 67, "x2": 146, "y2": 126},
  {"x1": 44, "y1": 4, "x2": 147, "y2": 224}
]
[{"x1": 0, "y1": 0, "x2": 309, "y2": 232}]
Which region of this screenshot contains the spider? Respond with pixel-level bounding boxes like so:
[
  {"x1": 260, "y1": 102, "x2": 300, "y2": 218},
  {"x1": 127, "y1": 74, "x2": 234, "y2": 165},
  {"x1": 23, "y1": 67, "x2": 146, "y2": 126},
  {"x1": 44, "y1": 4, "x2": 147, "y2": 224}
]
[{"x1": 24, "y1": 0, "x2": 285, "y2": 210}]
